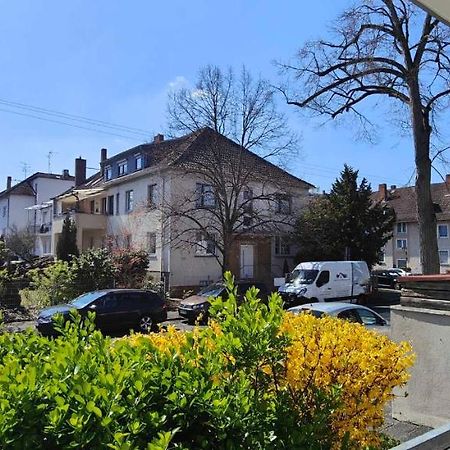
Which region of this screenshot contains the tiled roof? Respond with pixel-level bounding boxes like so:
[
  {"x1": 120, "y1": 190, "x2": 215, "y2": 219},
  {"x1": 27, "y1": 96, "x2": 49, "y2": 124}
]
[
  {"x1": 373, "y1": 182, "x2": 450, "y2": 222},
  {"x1": 102, "y1": 127, "x2": 313, "y2": 190}
]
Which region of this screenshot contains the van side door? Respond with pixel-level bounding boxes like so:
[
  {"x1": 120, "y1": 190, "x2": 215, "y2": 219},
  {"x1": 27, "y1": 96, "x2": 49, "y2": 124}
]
[{"x1": 315, "y1": 270, "x2": 332, "y2": 301}]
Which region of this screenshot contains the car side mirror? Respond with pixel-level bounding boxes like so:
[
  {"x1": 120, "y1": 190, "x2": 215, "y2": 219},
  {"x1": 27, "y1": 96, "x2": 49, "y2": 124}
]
[{"x1": 88, "y1": 304, "x2": 97, "y2": 310}]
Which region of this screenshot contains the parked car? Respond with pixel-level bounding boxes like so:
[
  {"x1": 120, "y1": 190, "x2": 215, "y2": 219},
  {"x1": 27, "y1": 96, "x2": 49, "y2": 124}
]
[
  {"x1": 287, "y1": 302, "x2": 388, "y2": 333},
  {"x1": 278, "y1": 261, "x2": 371, "y2": 307},
  {"x1": 36, "y1": 289, "x2": 167, "y2": 336},
  {"x1": 178, "y1": 281, "x2": 268, "y2": 324},
  {"x1": 372, "y1": 269, "x2": 402, "y2": 289}
]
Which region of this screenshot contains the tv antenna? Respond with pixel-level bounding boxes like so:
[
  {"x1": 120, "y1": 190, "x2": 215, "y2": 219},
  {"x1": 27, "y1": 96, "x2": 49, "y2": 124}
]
[
  {"x1": 20, "y1": 162, "x2": 31, "y2": 179},
  {"x1": 47, "y1": 151, "x2": 58, "y2": 173}
]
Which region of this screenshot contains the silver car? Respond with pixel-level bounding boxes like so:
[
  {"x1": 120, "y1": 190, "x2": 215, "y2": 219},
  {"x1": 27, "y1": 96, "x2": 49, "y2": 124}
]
[{"x1": 287, "y1": 302, "x2": 389, "y2": 334}]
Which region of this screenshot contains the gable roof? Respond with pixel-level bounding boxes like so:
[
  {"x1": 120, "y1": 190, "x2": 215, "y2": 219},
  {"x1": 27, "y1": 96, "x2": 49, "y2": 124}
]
[
  {"x1": 373, "y1": 182, "x2": 450, "y2": 221},
  {"x1": 101, "y1": 127, "x2": 313, "y2": 190},
  {"x1": 0, "y1": 172, "x2": 75, "y2": 200}
]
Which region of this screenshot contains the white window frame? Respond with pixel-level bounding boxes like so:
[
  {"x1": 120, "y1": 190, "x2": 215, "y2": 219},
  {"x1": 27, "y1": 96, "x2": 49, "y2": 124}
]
[
  {"x1": 125, "y1": 190, "x2": 134, "y2": 213},
  {"x1": 147, "y1": 184, "x2": 157, "y2": 208},
  {"x1": 438, "y1": 224, "x2": 449, "y2": 239},
  {"x1": 147, "y1": 232, "x2": 157, "y2": 256},
  {"x1": 397, "y1": 222, "x2": 407, "y2": 233},
  {"x1": 379, "y1": 247, "x2": 386, "y2": 263},
  {"x1": 274, "y1": 235, "x2": 291, "y2": 256},
  {"x1": 135, "y1": 154, "x2": 143, "y2": 171},
  {"x1": 118, "y1": 160, "x2": 128, "y2": 176},
  {"x1": 195, "y1": 232, "x2": 216, "y2": 256},
  {"x1": 439, "y1": 250, "x2": 449, "y2": 265},
  {"x1": 196, "y1": 183, "x2": 216, "y2": 208},
  {"x1": 104, "y1": 166, "x2": 112, "y2": 181},
  {"x1": 396, "y1": 239, "x2": 407, "y2": 250},
  {"x1": 397, "y1": 258, "x2": 407, "y2": 269},
  {"x1": 276, "y1": 194, "x2": 291, "y2": 214}
]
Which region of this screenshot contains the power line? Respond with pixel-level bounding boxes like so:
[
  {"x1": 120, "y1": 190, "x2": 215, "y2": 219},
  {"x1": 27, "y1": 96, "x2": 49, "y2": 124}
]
[
  {"x1": 0, "y1": 107, "x2": 146, "y2": 141},
  {"x1": 0, "y1": 97, "x2": 152, "y2": 137}
]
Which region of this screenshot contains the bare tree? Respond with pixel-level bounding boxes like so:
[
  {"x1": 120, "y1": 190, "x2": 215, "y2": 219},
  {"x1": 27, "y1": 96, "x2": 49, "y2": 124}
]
[
  {"x1": 278, "y1": 0, "x2": 450, "y2": 274},
  {"x1": 166, "y1": 66, "x2": 308, "y2": 274},
  {"x1": 4, "y1": 226, "x2": 36, "y2": 263}
]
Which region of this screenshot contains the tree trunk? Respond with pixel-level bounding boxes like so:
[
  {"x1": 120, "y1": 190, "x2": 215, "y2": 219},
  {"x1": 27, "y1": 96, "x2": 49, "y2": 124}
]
[
  {"x1": 410, "y1": 88, "x2": 440, "y2": 274},
  {"x1": 221, "y1": 233, "x2": 233, "y2": 275}
]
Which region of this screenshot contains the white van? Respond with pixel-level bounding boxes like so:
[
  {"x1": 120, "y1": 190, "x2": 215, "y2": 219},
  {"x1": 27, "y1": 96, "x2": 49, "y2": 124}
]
[{"x1": 278, "y1": 261, "x2": 371, "y2": 306}]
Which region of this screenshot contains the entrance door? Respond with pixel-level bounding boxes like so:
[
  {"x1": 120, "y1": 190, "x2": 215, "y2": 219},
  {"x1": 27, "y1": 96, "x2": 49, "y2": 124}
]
[{"x1": 240, "y1": 244, "x2": 254, "y2": 279}]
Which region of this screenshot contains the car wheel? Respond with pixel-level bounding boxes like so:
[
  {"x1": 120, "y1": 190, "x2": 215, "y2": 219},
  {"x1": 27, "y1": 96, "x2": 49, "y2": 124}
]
[
  {"x1": 394, "y1": 282, "x2": 401, "y2": 290},
  {"x1": 139, "y1": 315, "x2": 153, "y2": 333}
]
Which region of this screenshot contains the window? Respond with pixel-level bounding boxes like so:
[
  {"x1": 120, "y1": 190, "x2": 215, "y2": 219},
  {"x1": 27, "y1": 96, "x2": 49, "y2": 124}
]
[
  {"x1": 276, "y1": 194, "x2": 291, "y2": 214},
  {"x1": 147, "y1": 232, "x2": 157, "y2": 255},
  {"x1": 243, "y1": 189, "x2": 253, "y2": 213},
  {"x1": 147, "y1": 184, "x2": 157, "y2": 208},
  {"x1": 107, "y1": 195, "x2": 114, "y2": 215},
  {"x1": 396, "y1": 239, "x2": 407, "y2": 249},
  {"x1": 438, "y1": 224, "x2": 448, "y2": 238},
  {"x1": 90, "y1": 200, "x2": 95, "y2": 214},
  {"x1": 379, "y1": 247, "x2": 385, "y2": 263},
  {"x1": 135, "y1": 154, "x2": 143, "y2": 171},
  {"x1": 196, "y1": 183, "x2": 216, "y2": 208},
  {"x1": 337, "y1": 309, "x2": 361, "y2": 323},
  {"x1": 118, "y1": 160, "x2": 128, "y2": 176},
  {"x1": 397, "y1": 222, "x2": 407, "y2": 233},
  {"x1": 115, "y1": 193, "x2": 120, "y2": 215},
  {"x1": 316, "y1": 270, "x2": 330, "y2": 288},
  {"x1": 439, "y1": 250, "x2": 449, "y2": 265},
  {"x1": 101, "y1": 197, "x2": 107, "y2": 215},
  {"x1": 274, "y1": 236, "x2": 291, "y2": 256},
  {"x1": 243, "y1": 216, "x2": 252, "y2": 228},
  {"x1": 125, "y1": 190, "x2": 134, "y2": 213},
  {"x1": 397, "y1": 258, "x2": 407, "y2": 268},
  {"x1": 356, "y1": 308, "x2": 380, "y2": 326},
  {"x1": 104, "y1": 166, "x2": 112, "y2": 181},
  {"x1": 196, "y1": 232, "x2": 216, "y2": 256}
]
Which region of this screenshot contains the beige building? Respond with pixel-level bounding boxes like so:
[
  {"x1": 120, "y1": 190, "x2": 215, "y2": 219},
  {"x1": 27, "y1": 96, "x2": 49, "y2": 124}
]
[
  {"x1": 52, "y1": 129, "x2": 312, "y2": 292},
  {"x1": 373, "y1": 180, "x2": 450, "y2": 274}
]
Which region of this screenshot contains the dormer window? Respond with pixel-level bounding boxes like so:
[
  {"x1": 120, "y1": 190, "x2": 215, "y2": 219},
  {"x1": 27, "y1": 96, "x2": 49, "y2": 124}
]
[
  {"x1": 135, "y1": 154, "x2": 143, "y2": 171},
  {"x1": 104, "y1": 166, "x2": 112, "y2": 181},
  {"x1": 118, "y1": 160, "x2": 128, "y2": 176}
]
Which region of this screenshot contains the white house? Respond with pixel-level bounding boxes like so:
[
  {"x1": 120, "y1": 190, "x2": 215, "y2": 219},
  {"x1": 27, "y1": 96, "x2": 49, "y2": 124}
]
[{"x1": 53, "y1": 129, "x2": 313, "y2": 292}]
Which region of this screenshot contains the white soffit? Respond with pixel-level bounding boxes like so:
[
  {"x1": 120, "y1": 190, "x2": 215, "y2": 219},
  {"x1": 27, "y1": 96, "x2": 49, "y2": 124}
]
[{"x1": 412, "y1": 0, "x2": 450, "y2": 26}]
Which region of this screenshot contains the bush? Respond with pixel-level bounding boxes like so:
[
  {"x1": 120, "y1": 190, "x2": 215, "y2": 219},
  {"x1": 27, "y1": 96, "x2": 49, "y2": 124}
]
[
  {"x1": 112, "y1": 248, "x2": 149, "y2": 288},
  {"x1": 71, "y1": 248, "x2": 115, "y2": 296},
  {"x1": 24, "y1": 261, "x2": 75, "y2": 307},
  {"x1": 0, "y1": 273, "x2": 414, "y2": 449}
]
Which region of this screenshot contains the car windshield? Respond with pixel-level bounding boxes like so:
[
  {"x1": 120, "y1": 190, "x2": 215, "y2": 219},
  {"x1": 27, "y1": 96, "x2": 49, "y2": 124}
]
[
  {"x1": 198, "y1": 284, "x2": 225, "y2": 297},
  {"x1": 290, "y1": 269, "x2": 319, "y2": 285},
  {"x1": 300, "y1": 308, "x2": 324, "y2": 318},
  {"x1": 69, "y1": 291, "x2": 106, "y2": 308}
]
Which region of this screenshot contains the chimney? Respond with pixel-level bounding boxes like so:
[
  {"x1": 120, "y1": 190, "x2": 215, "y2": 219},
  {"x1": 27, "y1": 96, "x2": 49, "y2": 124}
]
[
  {"x1": 378, "y1": 183, "x2": 387, "y2": 201},
  {"x1": 75, "y1": 157, "x2": 87, "y2": 186},
  {"x1": 62, "y1": 169, "x2": 70, "y2": 179},
  {"x1": 100, "y1": 148, "x2": 107, "y2": 163},
  {"x1": 153, "y1": 134, "x2": 164, "y2": 144},
  {"x1": 446, "y1": 174, "x2": 450, "y2": 185},
  {"x1": 6, "y1": 176, "x2": 12, "y2": 190}
]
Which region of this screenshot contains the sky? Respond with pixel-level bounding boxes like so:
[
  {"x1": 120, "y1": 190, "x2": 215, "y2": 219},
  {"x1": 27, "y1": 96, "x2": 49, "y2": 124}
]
[{"x1": 0, "y1": 0, "x2": 447, "y2": 193}]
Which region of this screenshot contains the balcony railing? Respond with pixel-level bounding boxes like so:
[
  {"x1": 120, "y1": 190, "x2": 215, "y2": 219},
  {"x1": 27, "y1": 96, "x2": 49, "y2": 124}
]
[{"x1": 29, "y1": 223, "x2": 52, "y2": 234}]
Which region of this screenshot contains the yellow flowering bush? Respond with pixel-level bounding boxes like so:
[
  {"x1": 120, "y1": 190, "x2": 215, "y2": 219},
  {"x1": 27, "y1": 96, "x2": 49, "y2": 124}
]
[{"x1": 281, "y1": 312, "x2": 414, "y2": 448}]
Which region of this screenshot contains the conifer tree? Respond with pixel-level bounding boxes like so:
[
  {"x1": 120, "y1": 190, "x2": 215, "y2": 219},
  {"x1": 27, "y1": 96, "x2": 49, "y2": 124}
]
[{"x1": 56, "y1": 216, "x2": 79, "y2": 262}]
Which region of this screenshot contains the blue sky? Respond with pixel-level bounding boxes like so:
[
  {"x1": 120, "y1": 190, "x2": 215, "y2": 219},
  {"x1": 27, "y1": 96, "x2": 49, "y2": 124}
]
[{"x1": 0, "y1": 0, "x2": 445, "y2": 193}]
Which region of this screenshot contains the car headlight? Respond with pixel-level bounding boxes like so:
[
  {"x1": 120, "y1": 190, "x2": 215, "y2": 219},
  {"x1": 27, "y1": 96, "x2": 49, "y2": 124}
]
[{"x1": 192, "y1": 303, "x2": 208, "y2": 310}]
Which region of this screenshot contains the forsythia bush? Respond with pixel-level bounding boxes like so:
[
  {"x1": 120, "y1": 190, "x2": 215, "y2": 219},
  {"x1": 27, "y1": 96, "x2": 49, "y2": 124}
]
[{"x1": 0, "y1": 273, "x2": 413, "y2": 449}]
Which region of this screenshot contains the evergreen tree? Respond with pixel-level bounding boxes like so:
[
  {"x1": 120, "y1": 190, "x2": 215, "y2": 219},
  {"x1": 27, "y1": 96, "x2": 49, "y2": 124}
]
[
  {"x1": 294, "y1": 165, "x2": 395, "y2": 268},
  {"x1": 56, "y1": 216, "x2": 79, "y2": 262}
]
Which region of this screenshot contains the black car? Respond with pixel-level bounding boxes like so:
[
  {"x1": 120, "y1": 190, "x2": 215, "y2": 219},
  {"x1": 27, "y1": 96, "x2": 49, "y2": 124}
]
[
  {"x1": 36, "y1": 289, "x2": 167, "y2": 336},
  {"x1": 178, "y1": 281, "x2": 268, "y2": 324},
  {"x1": 371, "y1": 270, "x2": 401, "y2": 290}
]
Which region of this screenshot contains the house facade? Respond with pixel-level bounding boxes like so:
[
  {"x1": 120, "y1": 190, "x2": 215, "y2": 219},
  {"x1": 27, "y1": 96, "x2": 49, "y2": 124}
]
[
  {"x1": 373, "y1": 180, "x2": 450, "y2": 274},
  {"x1": 0, "y1": 171, "x2": 75, "y2": 257},
  {"x1": 52, "y1": 129, "x2": 312, "y2": 292}
]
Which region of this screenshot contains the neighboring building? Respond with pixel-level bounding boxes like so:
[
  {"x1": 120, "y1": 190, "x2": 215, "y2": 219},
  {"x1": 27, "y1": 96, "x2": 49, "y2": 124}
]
[
  {"x1": 0, "y1": 171, "x2": 75, "y2": 256},
  {"x1": 53, "y1": 128, "x2": 313, "y2": 291},
  {"x1": 373, "y1": 179, "x2": 450, "y2": 274}
]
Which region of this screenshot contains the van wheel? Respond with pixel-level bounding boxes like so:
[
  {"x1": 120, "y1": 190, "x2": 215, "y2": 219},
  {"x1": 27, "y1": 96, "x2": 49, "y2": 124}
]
[
  {"x1": 356, "y1": 295, "x2": 366, "y2": 305},
  {"x1": 394, "y1": 282, "x2": 401, "y2": 291},
  {"x1": 309, "y1": 297, "x2": 318, "y2": 303}
]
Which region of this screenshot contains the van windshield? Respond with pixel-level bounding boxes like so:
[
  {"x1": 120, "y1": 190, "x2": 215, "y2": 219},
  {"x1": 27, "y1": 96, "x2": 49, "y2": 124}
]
[
  {"x1": 290, "y1": 269, "x2": 319, "y2": 285},
  {"x1": 198, "y1": 283, "x2": 225, "y2": 297}
]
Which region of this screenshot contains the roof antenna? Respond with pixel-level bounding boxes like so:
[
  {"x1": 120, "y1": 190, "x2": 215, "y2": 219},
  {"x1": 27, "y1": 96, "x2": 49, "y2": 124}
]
[
  {"x1": 47, "y1": 151, "x2": 57, "y2": 173},
  {"x1": 20, "y1": 162, "x2": 31, "y2": 179}
]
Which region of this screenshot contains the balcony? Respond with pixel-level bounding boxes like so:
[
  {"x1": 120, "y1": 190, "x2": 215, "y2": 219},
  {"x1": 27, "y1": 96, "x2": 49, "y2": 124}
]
[
  {"x1": 53, "y1": 212, "x2": 107, "y2": 234},
  {"x1": 29, "y1": 223, "x2": 52, "y2": 234}
]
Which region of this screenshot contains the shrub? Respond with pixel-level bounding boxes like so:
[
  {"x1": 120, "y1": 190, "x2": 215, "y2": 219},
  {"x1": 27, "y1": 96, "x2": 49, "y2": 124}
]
[
  {"x1": 25, "y1": 261, "x2": 75, "y2": 306},
  {"x1": 71, "y1": 248, "x2": 115, "y2": 296},
  {"x1": 0, "y1": 273, "x2": 414, "y2": 449},
  {"x1": 112, "y1": 248, "x2": 149, "y2": 288}
]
